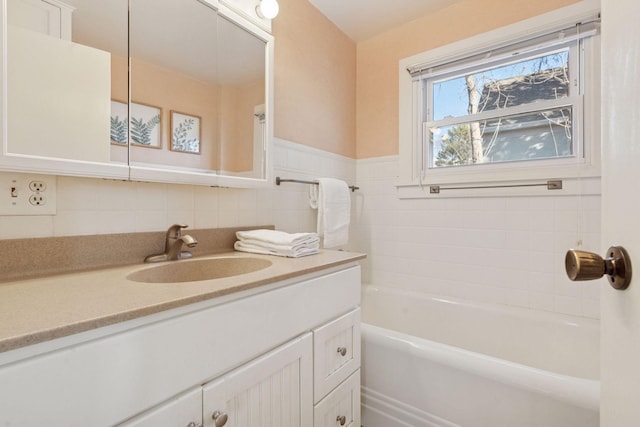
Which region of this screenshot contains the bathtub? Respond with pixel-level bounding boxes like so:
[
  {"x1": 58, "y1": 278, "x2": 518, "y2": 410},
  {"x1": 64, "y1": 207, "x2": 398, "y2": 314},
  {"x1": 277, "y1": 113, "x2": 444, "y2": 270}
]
[{"x1": 360, "y1": 285, "x2": 600, "y2": 427}]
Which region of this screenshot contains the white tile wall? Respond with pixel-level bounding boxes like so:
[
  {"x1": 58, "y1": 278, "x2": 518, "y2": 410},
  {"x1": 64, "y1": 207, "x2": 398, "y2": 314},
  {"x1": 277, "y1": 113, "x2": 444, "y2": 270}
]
[{"x1": 353, "y1": 155, "x2": 602, "y2": 319}]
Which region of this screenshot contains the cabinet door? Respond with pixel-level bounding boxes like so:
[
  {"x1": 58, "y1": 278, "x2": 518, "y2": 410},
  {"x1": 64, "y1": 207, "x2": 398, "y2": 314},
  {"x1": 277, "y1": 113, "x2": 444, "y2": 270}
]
[
  {"x1": 118, "y1": 387, "x2": 202, "y2": 427},
  {"x1": 314, "y1": 370, "x2": 361, "y2": 427},
  {"x1": 203, "y1": 334, "x2": 313, "y2": 427}
]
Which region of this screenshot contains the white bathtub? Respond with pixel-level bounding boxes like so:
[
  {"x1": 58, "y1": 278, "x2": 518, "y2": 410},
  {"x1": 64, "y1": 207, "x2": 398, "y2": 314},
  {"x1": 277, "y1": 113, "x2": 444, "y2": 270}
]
[{"x1": 360, "y1": 285, "x2": 600, "y2": 427}]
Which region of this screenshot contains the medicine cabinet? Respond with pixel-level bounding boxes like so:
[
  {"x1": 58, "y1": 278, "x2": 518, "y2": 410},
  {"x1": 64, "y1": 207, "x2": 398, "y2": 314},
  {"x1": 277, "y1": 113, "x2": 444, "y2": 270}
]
[{"x1": 1, "y1": 0, "x2": 274, "y2": 188}]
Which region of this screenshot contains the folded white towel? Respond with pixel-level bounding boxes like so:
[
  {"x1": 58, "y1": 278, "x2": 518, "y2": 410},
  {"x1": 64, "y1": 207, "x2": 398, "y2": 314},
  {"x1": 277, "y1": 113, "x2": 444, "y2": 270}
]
[
  {"x1": 236, "y1": 229, "x2": 319, "y2": 246},
  {"x1": 235, "y1": 229, "x2": 320, "y2": 258},
  {"x1": 238, "y1": 238, "x2": 319, "y2": 252},
  {"x1": 312, "y1": 178, "x2": 351, "y2": 248},
  {"x1": 234, "y1": 241, "x2": 319, "y2": 258}
]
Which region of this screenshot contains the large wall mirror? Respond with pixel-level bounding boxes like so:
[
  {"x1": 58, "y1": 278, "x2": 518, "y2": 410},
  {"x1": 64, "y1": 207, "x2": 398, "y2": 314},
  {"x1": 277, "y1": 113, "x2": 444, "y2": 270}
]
[{"x1": 2, "y1": 0, "x2": 273, "y2": 186}]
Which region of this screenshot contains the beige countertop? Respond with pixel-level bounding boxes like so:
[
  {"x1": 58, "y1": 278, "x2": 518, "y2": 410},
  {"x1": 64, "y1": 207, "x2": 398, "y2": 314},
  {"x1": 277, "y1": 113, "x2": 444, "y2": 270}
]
[{"x1": 0, "y1": 250, "x2": 365, "y2": 354}]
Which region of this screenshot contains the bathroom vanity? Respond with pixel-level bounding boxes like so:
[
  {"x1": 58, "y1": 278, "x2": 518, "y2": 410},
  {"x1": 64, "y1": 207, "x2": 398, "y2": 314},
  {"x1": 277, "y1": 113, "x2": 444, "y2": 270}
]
[{"x1": 0, "y1": 251, "x2": 363, "y2": 426}]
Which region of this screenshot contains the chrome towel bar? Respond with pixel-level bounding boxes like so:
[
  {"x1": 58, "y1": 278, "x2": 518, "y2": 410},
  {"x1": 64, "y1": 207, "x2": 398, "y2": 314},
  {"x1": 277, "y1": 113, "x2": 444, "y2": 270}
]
[
  {"x1": 429, "y1": 180, "x2": 562, "y2": 194},
  {"x1": 275, "y1": 176, "x2": 359, "y2": 192}
]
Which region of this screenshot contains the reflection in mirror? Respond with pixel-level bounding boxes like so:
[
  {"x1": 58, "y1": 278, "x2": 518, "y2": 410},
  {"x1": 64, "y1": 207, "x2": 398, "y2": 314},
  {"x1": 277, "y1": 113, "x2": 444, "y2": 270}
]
[
  {"x1": 217, "y1": 14, "x2": 267, "y2": 179},
  {"x1": 129, "y1": 0, "x2": 219, "y2": 173},
  {"x1": 6, "y1": 0, "x2": 128, "y2": 165}
]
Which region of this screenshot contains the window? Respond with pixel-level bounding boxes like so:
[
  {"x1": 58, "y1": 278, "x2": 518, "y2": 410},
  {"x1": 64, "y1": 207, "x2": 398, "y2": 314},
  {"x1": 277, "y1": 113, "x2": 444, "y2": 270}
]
[
  {"x1": 427, "y1": 47, "x2": 574, "y2": 167},
  {"x1": 398, "y1": 5, "x2": 601, "y2": 195}
]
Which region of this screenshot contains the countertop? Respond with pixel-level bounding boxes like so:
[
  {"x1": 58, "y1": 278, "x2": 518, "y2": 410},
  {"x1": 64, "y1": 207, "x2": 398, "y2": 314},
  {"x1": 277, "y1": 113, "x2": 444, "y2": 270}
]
[{"x1": 0, "y1": 250, "x2": 365, "y2": 354}]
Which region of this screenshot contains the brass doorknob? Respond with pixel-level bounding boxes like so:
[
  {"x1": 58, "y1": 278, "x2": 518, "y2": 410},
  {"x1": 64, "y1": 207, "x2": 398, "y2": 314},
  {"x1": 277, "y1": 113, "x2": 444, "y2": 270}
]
[{"x1": 565, "y1": 246, "x2": 632, "y2": 290}]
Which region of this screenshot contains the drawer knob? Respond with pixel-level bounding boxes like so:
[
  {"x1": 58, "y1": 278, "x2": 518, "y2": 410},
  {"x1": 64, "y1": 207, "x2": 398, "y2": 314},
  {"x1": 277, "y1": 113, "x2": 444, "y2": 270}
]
[
  {"x1": 212, "y1": 411, "x2": 228, "y2": 427},
  {"x1": 337, "y1": 347, "x2": 347, "y2": 357},
  {"x1": 336, "y1": 415, "x2": 347, "y2": 425}
]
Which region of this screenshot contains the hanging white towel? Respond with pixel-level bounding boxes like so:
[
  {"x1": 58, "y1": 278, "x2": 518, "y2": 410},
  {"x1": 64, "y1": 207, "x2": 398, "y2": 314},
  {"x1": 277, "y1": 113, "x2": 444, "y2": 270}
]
[
  {"x1": 315, "y1": 178, "x2": 351, "y2": 248},
  {"x1": 309, "y1": 184, "x2": 319, "y2": 209}
]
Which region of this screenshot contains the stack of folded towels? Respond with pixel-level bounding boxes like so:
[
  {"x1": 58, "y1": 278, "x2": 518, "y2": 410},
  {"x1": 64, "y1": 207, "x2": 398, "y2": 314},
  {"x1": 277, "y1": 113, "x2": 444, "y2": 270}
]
[{"x1": 234, "y1": 229, "x2": 320, "y2": 258}]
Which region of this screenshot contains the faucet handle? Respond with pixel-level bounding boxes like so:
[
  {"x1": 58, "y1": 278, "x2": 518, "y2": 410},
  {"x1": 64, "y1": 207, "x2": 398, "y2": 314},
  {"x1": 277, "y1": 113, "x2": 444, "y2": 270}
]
[
  {"x1": 170, "y1": 223, "x2": 189, "y2": 229},
  {"x1": 167, "y1": 223, "x2": 189, "y2": 237}
]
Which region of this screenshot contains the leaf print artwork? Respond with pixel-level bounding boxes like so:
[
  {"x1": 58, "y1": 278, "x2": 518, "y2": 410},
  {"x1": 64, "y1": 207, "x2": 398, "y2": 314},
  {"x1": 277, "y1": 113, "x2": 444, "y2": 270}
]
[
  {"x1": 110, "y1": 115, "x2": 127, "y2": 145},
  {"x1": 131, "y1": 114, "x2": 160, "y2": 145},
  {"x1": 130, "y1": 103, "x2": 162, "y2": 148},
  {"x1": 171, "y1": 112, "x2": 201, "y2": 154},
  {"x1": 110, "y1": 100, "x2": 128, "y2": 145}
]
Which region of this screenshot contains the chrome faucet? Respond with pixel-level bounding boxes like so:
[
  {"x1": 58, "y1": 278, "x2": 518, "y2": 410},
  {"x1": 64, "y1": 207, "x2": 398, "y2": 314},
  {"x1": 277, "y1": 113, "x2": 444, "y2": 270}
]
[{"x1": 144, "y1": 224, "x2": 198, "y2": 263}]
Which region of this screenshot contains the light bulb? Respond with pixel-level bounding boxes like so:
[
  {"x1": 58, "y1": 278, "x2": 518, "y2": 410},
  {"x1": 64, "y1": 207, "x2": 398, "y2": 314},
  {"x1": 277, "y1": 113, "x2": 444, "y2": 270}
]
[{"x1": 256, "y1": 0, "x2": 279, "y2": 19}]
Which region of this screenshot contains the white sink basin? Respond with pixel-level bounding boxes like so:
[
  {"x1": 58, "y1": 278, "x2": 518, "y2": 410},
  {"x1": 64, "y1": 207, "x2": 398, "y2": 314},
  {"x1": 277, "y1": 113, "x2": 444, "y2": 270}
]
[{"x1": 127, "y1": 257, "x2": 273, "y2": 283}]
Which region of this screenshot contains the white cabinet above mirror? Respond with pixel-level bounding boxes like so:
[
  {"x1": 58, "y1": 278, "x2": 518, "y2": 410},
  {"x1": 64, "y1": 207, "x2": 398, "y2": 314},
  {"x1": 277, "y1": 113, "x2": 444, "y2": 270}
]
[{"x1": 0, "y1": 0, "x2": 274, "y2": 188}]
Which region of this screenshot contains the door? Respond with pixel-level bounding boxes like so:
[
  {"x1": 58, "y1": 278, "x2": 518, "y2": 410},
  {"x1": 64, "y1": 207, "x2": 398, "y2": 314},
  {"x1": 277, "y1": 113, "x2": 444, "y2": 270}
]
[
  {"x1": 600, "y1": 0, "x2": 640, "y2": 424},
  {"x1": 202, "y1": 334, "x2": 313, "y2": 427}
]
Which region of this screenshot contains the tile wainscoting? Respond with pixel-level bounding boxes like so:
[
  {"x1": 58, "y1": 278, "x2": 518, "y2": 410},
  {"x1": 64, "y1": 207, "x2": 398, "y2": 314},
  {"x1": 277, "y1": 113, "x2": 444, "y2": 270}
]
[{"x1": 353, "y1": 155, "x2": 601, "y2": 319}]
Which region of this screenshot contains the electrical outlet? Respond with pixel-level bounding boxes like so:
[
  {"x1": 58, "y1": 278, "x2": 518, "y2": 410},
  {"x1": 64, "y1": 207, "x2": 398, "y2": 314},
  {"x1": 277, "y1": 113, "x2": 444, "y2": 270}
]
[
  {"x1": 29, "y1": 194, "x2": 46, "y2": 206},
  {"x1": 0, "y1": 172, "x2": 56, "y2": 215},
  {"x1": 29, "y1": 181, "x2": 46, "y2": 192}
]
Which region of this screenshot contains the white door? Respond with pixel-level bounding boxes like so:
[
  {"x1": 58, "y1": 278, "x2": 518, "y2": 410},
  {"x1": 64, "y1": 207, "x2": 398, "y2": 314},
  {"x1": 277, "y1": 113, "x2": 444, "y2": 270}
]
[
  {"x1": 600, "y1": 0, "x2": 640, "y2": 424},
  {"x1": 202, "y1": 334, "x2": 313, "y2": 427}
]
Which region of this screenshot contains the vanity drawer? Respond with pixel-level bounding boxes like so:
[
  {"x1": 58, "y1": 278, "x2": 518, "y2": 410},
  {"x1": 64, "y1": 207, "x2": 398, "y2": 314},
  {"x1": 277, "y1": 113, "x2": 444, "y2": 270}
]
[
  {"x1": 314, "y1": 370, "x2": 361, "y2": 427},
  {"x1": 313, "y1": 308, "x2": 360, "y2": 403}
]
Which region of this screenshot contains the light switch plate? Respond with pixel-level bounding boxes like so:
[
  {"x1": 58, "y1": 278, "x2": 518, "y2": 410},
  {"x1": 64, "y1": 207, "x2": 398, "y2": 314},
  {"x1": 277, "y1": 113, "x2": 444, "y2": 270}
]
[{"x1": 0, "y1": 172, "x2": 56, "y2": 215}]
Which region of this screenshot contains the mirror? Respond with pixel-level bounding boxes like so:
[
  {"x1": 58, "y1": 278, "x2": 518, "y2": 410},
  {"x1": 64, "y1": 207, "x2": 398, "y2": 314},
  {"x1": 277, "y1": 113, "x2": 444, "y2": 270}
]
[
  {"x1": 4, "y1": 0, "x2": 271, "y2": 185},
  {"x1": 217, "y1": 14, "x2": 267, "y2": 180},
  {"x1": 129, "y1": 0, "x2": 219, "y2": 174}
]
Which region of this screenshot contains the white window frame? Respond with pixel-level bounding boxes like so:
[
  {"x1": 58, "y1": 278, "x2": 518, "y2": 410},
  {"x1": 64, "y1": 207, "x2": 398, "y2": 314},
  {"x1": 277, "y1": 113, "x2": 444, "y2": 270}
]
[{"x1": 398, "y1": 0, "x2": 601, "y2": 198}]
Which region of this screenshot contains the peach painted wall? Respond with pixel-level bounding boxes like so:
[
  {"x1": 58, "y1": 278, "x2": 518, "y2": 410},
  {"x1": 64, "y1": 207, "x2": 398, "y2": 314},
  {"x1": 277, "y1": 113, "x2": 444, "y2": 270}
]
[
  {"x1": 355, "y1": 0, "x2": 582, "y2": 159},
  {"x1": 130, "y1": 57, "x2": 218, "y2": 169},
  {"x1": 272, "y1": 0, "x2": 356, "y2": 158},
  {"x1": 219, "y1": 80, "x2": 265, "y2": 173}
]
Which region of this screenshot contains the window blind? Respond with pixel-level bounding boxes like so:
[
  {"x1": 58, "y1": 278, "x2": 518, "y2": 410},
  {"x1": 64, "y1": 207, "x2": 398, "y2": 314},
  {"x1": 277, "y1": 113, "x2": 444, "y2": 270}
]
[{"x1": 407, "y1": 17, "x2": 600, "y2": 80}]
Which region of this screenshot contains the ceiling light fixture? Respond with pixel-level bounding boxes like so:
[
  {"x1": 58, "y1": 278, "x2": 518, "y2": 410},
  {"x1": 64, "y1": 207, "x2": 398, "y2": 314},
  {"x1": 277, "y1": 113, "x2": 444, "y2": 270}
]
[{"x1": 256, "y1": 0, "x2": 279, "y2": 19}]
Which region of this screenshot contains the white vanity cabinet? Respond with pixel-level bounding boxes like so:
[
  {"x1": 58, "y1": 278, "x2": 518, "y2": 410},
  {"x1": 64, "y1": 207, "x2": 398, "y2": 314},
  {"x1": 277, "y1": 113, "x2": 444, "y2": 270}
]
[{"x1": 0, "y1": 264, "x2": 361, "y2": 427}]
